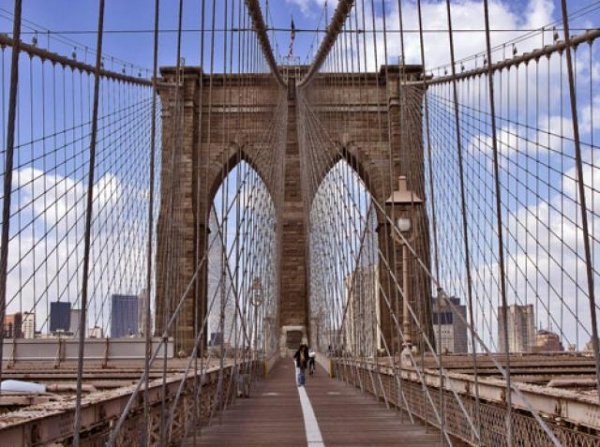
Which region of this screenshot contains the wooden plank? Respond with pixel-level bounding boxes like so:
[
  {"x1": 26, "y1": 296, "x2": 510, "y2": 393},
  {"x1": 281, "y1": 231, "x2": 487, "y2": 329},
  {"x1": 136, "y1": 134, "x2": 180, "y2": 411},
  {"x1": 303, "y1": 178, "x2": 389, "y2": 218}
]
[
  {"x1": 305, "y1": 365, "x2": 440, "y2": 446},
  {"x1": 184, "y1": 359, "x2": 440, "y2": 446}
]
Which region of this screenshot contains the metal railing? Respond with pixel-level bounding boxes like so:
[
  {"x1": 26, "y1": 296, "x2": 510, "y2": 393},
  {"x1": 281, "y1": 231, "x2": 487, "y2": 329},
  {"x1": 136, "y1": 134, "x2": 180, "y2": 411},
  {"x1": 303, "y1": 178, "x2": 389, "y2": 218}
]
[
  {"x1": 331, "y1": 359, "x2": 600, "y2": 447},
  {"x1": 0, "y1": 361, "x2": 257, "y2": 446}
]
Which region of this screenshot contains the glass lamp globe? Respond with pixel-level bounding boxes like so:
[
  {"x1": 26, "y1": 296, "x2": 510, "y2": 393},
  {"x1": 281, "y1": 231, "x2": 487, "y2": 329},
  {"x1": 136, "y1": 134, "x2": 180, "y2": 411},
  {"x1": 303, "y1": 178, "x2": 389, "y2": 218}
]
[{"x1": 396, "y1": 217, "x2": 411, "y2": 233}]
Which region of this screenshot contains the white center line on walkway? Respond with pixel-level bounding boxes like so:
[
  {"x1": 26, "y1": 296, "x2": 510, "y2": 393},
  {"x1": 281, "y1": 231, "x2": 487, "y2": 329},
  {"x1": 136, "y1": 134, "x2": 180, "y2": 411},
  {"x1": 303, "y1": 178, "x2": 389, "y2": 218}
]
[{"x1": 297, "y1": 384, "x2": 325, "y2": 447}]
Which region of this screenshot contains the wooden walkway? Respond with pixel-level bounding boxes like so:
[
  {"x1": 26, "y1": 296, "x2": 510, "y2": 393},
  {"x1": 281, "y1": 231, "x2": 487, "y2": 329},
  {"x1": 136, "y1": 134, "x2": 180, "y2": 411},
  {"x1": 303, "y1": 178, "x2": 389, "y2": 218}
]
[{"x1": 184, "y1": 359, "x2": 441, "y2": 446}]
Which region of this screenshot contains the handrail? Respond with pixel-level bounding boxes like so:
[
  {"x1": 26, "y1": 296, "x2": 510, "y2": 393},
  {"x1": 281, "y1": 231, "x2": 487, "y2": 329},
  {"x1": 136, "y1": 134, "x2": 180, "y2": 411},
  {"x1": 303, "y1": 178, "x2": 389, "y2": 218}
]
[
  {"x1": 421, "y1": 28, "x2": 600, "y2": 86},
  {"x1": 0, "y1": 33, "x2": 151, "y2": 86},
  {"x1": 334, "y1": 359, "x2": 600, "y2": 445}
]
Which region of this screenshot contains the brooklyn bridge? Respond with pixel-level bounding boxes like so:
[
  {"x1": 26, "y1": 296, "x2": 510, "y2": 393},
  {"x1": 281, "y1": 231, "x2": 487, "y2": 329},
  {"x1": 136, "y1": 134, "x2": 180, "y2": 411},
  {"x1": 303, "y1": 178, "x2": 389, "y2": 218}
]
[{"x1": 0, "y1": 0, "x2": 599, "y2": 445}]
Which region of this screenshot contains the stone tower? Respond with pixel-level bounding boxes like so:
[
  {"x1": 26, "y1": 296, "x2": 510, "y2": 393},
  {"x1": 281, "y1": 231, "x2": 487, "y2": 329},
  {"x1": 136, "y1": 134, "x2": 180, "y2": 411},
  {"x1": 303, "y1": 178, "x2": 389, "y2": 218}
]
[{"x1": 155, "y1": 65, "x2": 432, "y2": 355}]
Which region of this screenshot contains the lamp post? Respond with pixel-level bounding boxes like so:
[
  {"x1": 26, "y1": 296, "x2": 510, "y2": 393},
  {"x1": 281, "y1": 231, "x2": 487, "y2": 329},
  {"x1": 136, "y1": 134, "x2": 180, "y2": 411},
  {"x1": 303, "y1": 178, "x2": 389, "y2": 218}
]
[
  {"x1": 264, "y1": 315, "x2": 273, "y2": 356},
  {"x1": 386, "y1": 176, "x2": 423, "y2": 360},
  {"x1": 251, "y1": 278, "x2": 263, "y2": 360},
  {"x1": 315, "y1": 308, "x2": 324, "y2": 352}
]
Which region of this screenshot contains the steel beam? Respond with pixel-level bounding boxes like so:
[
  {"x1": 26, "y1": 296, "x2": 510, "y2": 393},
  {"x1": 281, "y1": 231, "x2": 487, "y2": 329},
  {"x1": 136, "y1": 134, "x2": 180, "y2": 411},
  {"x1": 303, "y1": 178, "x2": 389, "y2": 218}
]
[
  {"x1": 338, "y1": 359, "x2": 600, "y2": 433},
  {"x1": 244, "y1": 0, "x2": 286, "y2": 88},
  {"x1": 0, "y1": 33, "x2": 151, "y2": 86},
  {"x1": 420, "y1": 28, "x2": 600, "y2": 86},
  {"x1": 297, "y1": 0, "x2": 355, "y2": 88},
  {"x1": 0, "y1": 363, "x2": 244, "y2": 445}
]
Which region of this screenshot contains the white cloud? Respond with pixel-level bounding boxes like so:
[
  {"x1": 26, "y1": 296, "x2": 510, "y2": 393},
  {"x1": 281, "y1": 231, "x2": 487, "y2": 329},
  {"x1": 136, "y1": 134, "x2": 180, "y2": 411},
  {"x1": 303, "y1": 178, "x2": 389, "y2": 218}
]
[
  {"x1": 468, "y1": 124, "x2": 520, "y2": 157},
  {"x1": 298, "y1": 0, "x2": 600, "y2": 353},
  {"x1": 523, "y1": 0, "x2": 555, "y2": 29},
  {"x1": 581, "y1": 94, "x2": 600, "y2": 136},
  {"x1": 6, "y1": 168, "x2": 150, "y2": 335},
  {"x1": 341, "y1": 0, "x2": 555, "y2": 71},
  {"x1": 285, "y1": 0, "x2": 328, "y2": 17},
  {"x1": 455, "y1": 151, "x2": 600, "y2": 351},
  {"x1": 534, "y1": 115, "x2": 574, "y2": 154}
]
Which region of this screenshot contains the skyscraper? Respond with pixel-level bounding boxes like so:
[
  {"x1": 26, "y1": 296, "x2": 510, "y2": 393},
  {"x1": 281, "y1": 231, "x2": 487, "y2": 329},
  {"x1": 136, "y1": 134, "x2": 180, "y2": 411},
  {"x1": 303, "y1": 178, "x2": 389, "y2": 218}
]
[
  {"x1": 111, "y1": 294, "x2": 139, "y2": 338},
  {"x1": 206, "y1": 211, "x2": 236, "y2": 346},
  {"x1": 88, "y1": 326, "x2": 103, "y2": 338},
  {"x1": 138, "y1": 289, "x2": 149, "y2": 337},
  {"x1": 69, "y1": 309, "x2": 82, "y2": 335},
  {"x1": 344, "y1": 264, "x2": 381, "y2": 357},
  {"x1": 534, "y1": 329, "x2": 564, "y2": 352},
  {"x1": 50, "y1": 302, "x2": 71, "y2": 334},
  {"x1": 3, "y1": 313, "x2": 22, "y2": 338},
  {"x1": 22, "y1": 312, "x2": 35, "y2": 339},
  {"x1": 432, "y1": 296, "x2": 468, "y2": 353},
  {"x1": 498, "y1": 304, "x2": 535, "y2": 353}
]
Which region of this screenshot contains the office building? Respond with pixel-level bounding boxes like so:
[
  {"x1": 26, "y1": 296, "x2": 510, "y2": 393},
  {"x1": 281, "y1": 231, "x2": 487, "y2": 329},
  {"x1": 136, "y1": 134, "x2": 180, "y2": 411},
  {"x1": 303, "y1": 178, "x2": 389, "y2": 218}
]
[
  {"x1": 3, "y1": 313, "x2": 23, "y2": 338},
  {"x1": 111, "y1": 294, "x2": 139, "y2": 338},
  {"x1": 432, "y1": 296, "x2": 468, "y2": 353},
  {"x1": 50, "y1": 301, "x2": 71, "y2": 333},
  {"x1": 534, "y1": 329, "x2": 564, "y2": 352},
  {"x1": 498, "y1": 304, "x2": 535, "y2": 353},
  {"x1": 69, "y1": 309, "x2": 82, "y2": 335},
  {"x1": 585, "y1": 338, "x2": 596, "y2": 353},
  {"x1": 209, "y1": 332, "x2": 223, "y2": 346},
  {"x1": 344, "y1": 264, "x2": 381, "y2": 357},
  {"x1": 206, "y1": 214, "x2": 236, "y2": 346},
  {"x1": 88, "y1": 326, "x2": 104, "y2": 338},
  {"x1": 22, "y1": 312, "x2": 35, "y2": 339},
  {"x1": 138, "y1": 289, "x2": 149, "y2": 336}
]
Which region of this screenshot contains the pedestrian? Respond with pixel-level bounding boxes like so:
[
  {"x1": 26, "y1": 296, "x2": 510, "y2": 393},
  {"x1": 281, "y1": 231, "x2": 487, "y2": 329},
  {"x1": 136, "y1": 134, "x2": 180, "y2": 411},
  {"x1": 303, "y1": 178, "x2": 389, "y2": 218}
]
[
  {"x1": 294, "y1": 344, "x2": 309, "y2": 386},
  {"x1": 308, "y1": 349, "x2": 316, "y2": 375}
]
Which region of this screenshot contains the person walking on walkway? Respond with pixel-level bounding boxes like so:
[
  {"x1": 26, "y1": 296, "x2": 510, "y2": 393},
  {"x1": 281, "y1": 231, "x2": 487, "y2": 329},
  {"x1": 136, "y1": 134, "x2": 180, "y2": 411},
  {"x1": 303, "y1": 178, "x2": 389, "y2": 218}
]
[
  {"x1": 294, "y1": 344, "x2": 309, "y2": 386},
  {"x1": 308, "y1": 349, "x2": 316, "y2": 375}
]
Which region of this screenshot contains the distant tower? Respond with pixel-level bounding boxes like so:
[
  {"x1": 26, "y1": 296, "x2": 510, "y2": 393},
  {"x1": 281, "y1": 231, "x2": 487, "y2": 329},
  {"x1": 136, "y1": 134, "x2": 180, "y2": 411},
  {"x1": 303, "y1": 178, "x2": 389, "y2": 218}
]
[
  {"x1": 111, "y1": 294, "x2": 139, "y2": 338},
  {"x1": 50, "y1": 302, "x2": 71, "y2": 334},
  {"x1": 3, "y1": 313, "x2": 22, "y2": 338},
  {"x1": 535, "y1": 329, "x2": 564, "y2": 352},
  {"x1": 432, "y1": 296, "x2": 468, "y2": 353},
  {"x1": 88, "y1": 326, "x2": 104, "y2": 338},
  {"x1": 344, "y1": 265, "x2": 381, "y2": 357},
  {"x1": 69, "y1": 309, "x2": 82, "y2": 335},
  {"x1": 138, "y1": 289, "x2": 149, "y2": 336},
  {"x1": 498, "y1": 304, "x2": 535, "y2": 353},
  {"x1": 22, "y1": 312, "x2": 35, "y2": 339},
  {"x1": 206, "y1": 212, "x2": 236, "y2": 347}
]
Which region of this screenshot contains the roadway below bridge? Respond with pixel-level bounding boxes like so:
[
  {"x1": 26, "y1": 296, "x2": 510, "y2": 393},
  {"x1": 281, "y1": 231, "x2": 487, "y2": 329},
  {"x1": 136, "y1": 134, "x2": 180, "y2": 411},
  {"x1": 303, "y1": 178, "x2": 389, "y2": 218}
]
[{"x1": 185, "y1": 359, "x2": 441, "y2": 446}]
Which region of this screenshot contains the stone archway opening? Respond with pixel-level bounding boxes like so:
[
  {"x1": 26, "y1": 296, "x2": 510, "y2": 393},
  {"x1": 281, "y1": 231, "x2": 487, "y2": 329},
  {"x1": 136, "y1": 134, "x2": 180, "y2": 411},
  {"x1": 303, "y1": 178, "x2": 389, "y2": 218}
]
[
  {"x1": 206, "y1": 160, "x2": 278, "y2": 358},
  {"x1": 309, "y1": 159, "x2": 381, "y2": 357}
]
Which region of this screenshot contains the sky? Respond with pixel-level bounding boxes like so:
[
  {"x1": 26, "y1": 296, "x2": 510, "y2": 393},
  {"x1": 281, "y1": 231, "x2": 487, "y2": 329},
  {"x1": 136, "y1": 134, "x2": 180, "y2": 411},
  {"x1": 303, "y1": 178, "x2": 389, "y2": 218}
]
[
  {"x1": 2, "y1": 0, "x2": 600, "y2": 349},
  {"x1": 2, "y1": 0, "x2": 599, "y2": 75}
]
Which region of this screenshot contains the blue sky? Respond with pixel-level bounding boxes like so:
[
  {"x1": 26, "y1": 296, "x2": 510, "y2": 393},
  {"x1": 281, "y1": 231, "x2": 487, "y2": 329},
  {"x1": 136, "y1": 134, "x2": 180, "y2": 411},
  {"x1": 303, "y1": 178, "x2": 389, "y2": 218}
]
[
  {"x1": 0, "y1": 0, "x2": 334, "y2": 73},
  {"x1": 2, "y1": 0, "x2": 598, "y2": 75},
  {"x1": 2, "y1": 0, "x2": 600, "y2": 347}
]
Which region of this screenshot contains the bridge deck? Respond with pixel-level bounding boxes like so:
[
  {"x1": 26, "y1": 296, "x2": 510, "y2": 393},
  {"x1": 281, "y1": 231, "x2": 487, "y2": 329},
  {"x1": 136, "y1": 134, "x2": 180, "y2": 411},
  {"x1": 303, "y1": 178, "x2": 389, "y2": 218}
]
[{"x1": 184, "y1": 359, "x2": 441, "y2": 446}]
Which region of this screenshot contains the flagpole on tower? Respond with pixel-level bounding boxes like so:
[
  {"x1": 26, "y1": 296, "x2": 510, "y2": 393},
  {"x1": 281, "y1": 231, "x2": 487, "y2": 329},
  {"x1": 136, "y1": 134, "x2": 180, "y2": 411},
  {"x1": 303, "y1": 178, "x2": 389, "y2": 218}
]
[{"x1": 288, "y1": 16, "x2": 296, "y2": 59}]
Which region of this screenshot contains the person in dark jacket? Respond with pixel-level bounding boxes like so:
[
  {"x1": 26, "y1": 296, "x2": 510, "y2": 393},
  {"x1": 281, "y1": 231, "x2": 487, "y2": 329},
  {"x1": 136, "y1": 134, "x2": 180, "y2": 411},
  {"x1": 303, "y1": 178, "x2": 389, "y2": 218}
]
[
  {"x1": 308, "y1": 349, "x2": 316, "y2": 375},
  {"x1": 294, "y1": 344, "x2": 309, "y2": 386}
]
